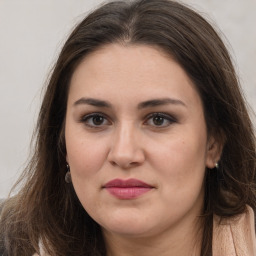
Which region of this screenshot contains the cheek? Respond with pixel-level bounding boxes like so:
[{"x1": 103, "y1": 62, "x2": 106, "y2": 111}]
[
  {"x1": 65, "y1": 130, "x2": 108, "y2": 179},
  {"x1": 152, "y1": 138, "x2": 207, "y2": 214},
  {"x1": 149, "y1": 133, "x2": 207, "y2": 191},
  {"x1": 65, "y1": 135, "x2": 108, "y2": 212},
  {"x1": 151, "y1": 135, "x2": 207, "y2": 167}
]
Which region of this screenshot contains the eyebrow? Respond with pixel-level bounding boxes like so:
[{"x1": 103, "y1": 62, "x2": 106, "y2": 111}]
[
  {"x1": 73, "y1": 97, "x2": 186, "y2": 109},
  {"x1": 73, "y1": 98, "x2": 112, "y2": 108},
  {"x1": 138, "y1": 98, "x2": 187, "y2": 109}
]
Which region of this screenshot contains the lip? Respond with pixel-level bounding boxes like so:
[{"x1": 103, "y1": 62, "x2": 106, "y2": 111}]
[{"x1": 103, "y1": 178, "x2": 154, "y2": 199}]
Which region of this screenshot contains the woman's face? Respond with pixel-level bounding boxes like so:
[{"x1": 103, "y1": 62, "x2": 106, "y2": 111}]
[{"x1": 65, "y1": 44, "x2": 219, "y2": 238}]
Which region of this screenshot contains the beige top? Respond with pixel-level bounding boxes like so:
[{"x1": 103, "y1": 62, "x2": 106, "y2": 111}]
[
  {"x1": 212, "y1": 206, "x2": 256, "y2": 256},
  {"x1": 34, "y1": 206, "x2": 256, "y2": 256}
]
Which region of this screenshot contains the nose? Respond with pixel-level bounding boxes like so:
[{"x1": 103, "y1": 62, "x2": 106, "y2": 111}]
[{"x1": 107, "y1": 124, "x2": 145, "y2": 169}]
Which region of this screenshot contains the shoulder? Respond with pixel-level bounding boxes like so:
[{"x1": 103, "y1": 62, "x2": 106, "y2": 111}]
[{"x1": 212, "y1": 205, "x2": 256, "y2": 256}]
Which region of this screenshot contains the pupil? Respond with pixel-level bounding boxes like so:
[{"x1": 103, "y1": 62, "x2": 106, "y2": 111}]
[
  {"x1": 93, "y1": 116, "x2": 104, "y2": 125},
  {"x1": 153, "y1": 116, "x2": 164, "y2": 125}
]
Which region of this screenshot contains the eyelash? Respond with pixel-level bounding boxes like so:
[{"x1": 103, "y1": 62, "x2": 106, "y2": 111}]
[
  {"x1": 80, "y1": 112, "x2": 111, "y2": 128},
  {"x1": 144, "y1": 112, "x2": 177, "y2": 127},
  {"x1": 80, "y1": 112, "x2": 177, "y2": 129}
]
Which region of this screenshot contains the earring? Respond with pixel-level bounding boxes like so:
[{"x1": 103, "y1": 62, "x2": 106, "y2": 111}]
[
  {"x1": 65, "y1": 164, "x2": 72, "y2": 183},
  {"x1": 215, "y1": 162, "x2": 219, "y2": 169}
]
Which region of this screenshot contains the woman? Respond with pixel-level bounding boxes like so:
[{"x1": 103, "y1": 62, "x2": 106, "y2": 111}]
[{"x1": 0, "y1": 0, "x2": 255, "y2": 255}]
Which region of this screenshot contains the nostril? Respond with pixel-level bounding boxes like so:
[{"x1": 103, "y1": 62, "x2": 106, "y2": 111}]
[
  {"x1": 110, "y1": 160, "x2": 117, "y2": 166},
  {"x1": 109, "y1": 159, "x2": 141, "y2": 169}
]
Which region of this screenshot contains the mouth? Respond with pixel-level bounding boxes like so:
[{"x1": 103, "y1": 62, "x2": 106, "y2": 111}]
[{"x1": 103, "y1": 178, "x2": 154, "y2": 200}]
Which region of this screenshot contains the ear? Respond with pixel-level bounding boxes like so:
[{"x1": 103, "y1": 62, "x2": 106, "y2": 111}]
[
  {"x1": 66, "y1": 155, "x2": 69, "y2": 164},
  {"x1": 206, "y1": 135, "x2": 224, "y2": 169}
]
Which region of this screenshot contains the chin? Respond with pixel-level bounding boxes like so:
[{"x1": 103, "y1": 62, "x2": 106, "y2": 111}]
[
  {"x1": 104, "y1": 225, "x2": 154, "y2": 238},
  {"x1": 99, "y1": 214, "x2": 159, "y2": 238}
]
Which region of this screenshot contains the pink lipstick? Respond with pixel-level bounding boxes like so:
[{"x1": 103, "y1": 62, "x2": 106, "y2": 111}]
[{"x1": 103, "y1": 179, "x2": 153, "y2": 199}]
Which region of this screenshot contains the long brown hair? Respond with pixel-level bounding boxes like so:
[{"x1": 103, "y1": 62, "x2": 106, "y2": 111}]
[{"x1": 1, "y1": 0, "x2": 255, "y2": 255}]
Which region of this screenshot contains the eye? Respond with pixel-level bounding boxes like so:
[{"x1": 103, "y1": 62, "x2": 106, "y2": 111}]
[
  {"x1": 145, "y1": 113, "x2": 176, "y2": 127},
  {"x1": 81, "y1": 113, "x2": 111, "y2": 128}
]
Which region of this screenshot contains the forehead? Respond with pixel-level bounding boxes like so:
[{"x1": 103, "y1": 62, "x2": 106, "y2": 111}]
[{"x1": 68, "y1": 43, "x2": 201, "y2": 108}]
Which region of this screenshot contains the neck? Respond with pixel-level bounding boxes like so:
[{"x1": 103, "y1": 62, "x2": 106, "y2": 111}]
[{"x1": 103, "y1": 217, "x2": 203, "y2": 256}]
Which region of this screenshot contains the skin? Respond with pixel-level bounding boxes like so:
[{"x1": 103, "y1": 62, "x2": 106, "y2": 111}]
[{"x1": 65, "y1": 44, "x2": 221, "y2": 256}]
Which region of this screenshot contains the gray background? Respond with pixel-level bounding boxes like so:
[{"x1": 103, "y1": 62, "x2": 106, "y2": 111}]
[{"x1": 0, "y1": 0, "x2": 255, "y2": 198}]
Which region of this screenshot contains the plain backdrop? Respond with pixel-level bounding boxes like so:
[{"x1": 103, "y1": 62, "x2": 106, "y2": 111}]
[{"x1": 0, "y1": 0, "x2": 256, "y2": 198}]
